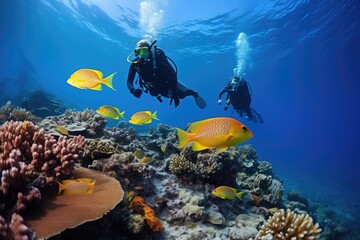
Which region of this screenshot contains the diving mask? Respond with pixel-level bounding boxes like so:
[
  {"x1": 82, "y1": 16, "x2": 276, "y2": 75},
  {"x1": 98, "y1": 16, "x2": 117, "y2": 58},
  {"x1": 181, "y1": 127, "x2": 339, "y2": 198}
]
[{"x1": 135, "y1": 47, "x2": 150, "y2": 59}]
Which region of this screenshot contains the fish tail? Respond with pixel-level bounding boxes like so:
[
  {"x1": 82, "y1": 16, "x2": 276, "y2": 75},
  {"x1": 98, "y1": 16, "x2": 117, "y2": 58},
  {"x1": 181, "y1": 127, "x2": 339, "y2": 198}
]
[
  {"x1": 103, "y1": 72, "x2": 117, "y2": 90},
  {"x1": 119, "y1": 111, "x2": 126, "y2": 119},
  {"x1": 57, "y1": 181, "x2": 64, "y2": 194},
  {"x1": 236, "y1": 191, "x2": 244, "y2": 200},
  {"x1": 152, "y1": 111, "x2": 159, "y2": 120},
  {"x1": 176, "y1": 128, "x2": 194, "y2": 149}
]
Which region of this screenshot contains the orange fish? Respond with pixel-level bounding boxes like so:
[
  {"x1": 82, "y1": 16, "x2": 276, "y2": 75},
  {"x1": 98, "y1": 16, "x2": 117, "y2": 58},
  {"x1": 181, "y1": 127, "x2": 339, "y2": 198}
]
[
  {"x1": 57, "y1": 178, "x2": 95, "y2": 195},
  {"x1": 176, "y1": 117, "x2": 253, "y2": 153}
]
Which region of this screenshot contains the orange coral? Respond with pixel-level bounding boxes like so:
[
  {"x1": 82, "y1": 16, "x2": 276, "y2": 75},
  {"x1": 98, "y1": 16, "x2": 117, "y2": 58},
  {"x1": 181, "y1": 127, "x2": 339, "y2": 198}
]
[{"x1": 129, "y1": 196, "x2": 164, "y2": 232}]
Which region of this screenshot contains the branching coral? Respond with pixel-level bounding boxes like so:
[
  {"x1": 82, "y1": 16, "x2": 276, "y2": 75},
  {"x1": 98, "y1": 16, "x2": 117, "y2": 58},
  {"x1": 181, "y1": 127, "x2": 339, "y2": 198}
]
[
  {"x1": 169, "y1": 147, "x2": 221, "y2": 179},
  {"x1": 0, "y1": 213, "x2": 36, "y2": 240},
  {"x1": 255, "y1": 209, "x2": 321, "y2": 240},
  {"x1": 169, "y1": 153, "x2": 196, "y2": 174}
]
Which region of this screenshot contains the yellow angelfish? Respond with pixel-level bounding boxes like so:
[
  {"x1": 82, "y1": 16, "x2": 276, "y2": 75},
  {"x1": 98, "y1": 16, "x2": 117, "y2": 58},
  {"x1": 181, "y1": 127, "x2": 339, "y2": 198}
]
[
  {"x1": 67, "y1": 69, "x2": 116, "y2": 91},
  {"x1": 57, "y1": 178, "x2": 96, "y2": 195},
  {"x1": 211, "y1": 186, "x2": 244, "y2": 200},
  {"x1": 176, "y1": 117, "x2": 253, "y2": 153},
  {"x1": 96, "y1": 105, "x2": 125, "y2": 120},
  {"x1": 129, "y1": 111, "x2": 159, "y2": 125}
]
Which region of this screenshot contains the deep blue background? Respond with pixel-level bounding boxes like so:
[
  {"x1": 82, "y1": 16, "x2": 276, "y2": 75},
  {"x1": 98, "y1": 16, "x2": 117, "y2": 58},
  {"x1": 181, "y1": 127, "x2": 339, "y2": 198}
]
[{"x1": 1, "y1": 0, "x2": 359, "y2": 214}]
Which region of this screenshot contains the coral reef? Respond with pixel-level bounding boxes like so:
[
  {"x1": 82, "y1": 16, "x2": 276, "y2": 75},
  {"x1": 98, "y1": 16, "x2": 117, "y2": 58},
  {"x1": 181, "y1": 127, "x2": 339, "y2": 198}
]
[
  {"x1": 169, "y1": 145, "x2": 222, "y2": 179},
  {"x1": 0, "y1": 120, "x2": 85, "y2": 239},
  {"x1": 0, "y1": 116, "x2": 352, "y2": 239},
  {"x1": 254, "y1": 209, "x2": 321, "y2": 240},
  {"x1": 0, "y1": 102, "x2": 40, "y2": 124},
  {"x1": 129, "y1": 196, "x2": 164, "y2": 233},
  {"x1": 40, "y1": 109, "x2": 107, "y2": 138},
  {"x1": 84, "y1": 138, "x2": 123, "y2": 160},
  {"x1": 0, "y1": 213, "x2": 36, "y2": 240}
]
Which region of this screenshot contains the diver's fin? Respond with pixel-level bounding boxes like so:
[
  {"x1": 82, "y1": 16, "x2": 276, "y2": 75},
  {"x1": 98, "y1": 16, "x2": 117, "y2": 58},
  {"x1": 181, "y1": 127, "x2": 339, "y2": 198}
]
[
  {"x1": 251, "y1": 108, "x2": 264, "y2": 124},
  {"x1": 194, "y1": 95, "x2": 207, "y2": 109}
]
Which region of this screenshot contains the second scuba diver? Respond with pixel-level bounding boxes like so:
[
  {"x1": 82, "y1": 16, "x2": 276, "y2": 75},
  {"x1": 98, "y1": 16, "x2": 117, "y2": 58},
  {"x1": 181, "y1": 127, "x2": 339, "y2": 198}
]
[
  {"x1": 218, "y1": 75, "x2": 264, "y2": 124},
  {"x1": 126, "y1": 39, "x2": 207, "y2": 109}
]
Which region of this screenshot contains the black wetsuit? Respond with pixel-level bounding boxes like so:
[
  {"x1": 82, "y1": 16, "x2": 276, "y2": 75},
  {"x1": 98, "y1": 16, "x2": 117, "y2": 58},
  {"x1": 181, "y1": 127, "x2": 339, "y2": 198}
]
[
  {"x1": 127, "y1": 47, "x2": 198, "y2": 107},
  {"x1": 219, "y1": 78, "x2": 263, "y2": 123}
]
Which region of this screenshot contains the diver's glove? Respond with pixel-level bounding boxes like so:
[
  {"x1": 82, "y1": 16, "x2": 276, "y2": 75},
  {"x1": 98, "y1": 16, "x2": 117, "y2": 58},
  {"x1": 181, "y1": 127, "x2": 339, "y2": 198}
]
[
  {"x1": 131, "y1": 88, "x2": 142, "y2": 98},
  {"x1": 217, "y1": 99, "x2": 222, "y2": 104}
]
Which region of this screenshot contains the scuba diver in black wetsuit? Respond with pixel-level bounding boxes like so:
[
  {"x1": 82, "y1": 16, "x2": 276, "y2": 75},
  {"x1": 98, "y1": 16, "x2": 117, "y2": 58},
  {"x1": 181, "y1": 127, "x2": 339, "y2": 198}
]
[
  {"x1": 126, "y1": 39, "x2": 207, "y2": 109},
  {"x1": 218, "y1": 75, "x2": 264, "y2": 124}
]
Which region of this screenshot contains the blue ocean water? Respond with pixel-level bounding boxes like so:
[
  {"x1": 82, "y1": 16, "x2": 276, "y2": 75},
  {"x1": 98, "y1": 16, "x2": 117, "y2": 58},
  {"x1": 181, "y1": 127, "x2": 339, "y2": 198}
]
[{"x1": 1, "y1": 0, "x2": 359, "y2": 226}]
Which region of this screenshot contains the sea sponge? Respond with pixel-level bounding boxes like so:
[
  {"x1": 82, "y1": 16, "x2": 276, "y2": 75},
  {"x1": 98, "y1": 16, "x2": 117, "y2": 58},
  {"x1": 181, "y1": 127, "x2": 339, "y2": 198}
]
[
  {"x1": 129, "y1": 196, "x2": 164, "y2": 232},
  {"x1": 255, "y1": 209, "x2": 321, "y2": 240}
]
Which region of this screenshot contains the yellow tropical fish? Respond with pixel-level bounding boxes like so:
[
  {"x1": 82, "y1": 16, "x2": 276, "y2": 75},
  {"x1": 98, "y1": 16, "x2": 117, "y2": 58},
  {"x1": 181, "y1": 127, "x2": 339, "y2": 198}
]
[
  {"x1": 96, "y1": 105, "x2": 125, "y2": 120},
  {"x1": 140, "y1": 156, "x2": 152, "y2": 164},
  {"x1": 160, "y1": 145, "x2": 166, "y2": 153},
  {"x1": 57, "y1": 178, "x2": 96, "y2": 195},
  {"x1": 176, "y1": 117, "x2": 253, "y2": 153},
  {"x1": 129, "y1": 111, "x2": 159, "y2": 125},
  {"x1": 67, "y1": 69, "x2": 116, "y2": 91},
  {"x1": 211, "y1": 186, "x2": 244, "y2": 200},
  {"x1": 56, "y1": 124, "x2": 69, "y2": 135},
  {"x1": 133, "y1": 149, "x2": 145, "y2": 159},
  {"x1": 126, "y1": 191, "x2": 137, "y2": 202}
]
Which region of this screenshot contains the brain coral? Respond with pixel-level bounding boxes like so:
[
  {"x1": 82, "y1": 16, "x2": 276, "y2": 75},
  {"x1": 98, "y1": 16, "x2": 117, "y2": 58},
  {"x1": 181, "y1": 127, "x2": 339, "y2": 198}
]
[{"x1": 255, "y1": 209, "x2": 321, "y2": 240}]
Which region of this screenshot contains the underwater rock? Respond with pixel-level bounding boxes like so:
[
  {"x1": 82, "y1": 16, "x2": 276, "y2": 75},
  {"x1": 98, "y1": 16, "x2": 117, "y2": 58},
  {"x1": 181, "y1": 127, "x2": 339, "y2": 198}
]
[
  {"x1": 207, "y1": 210, "x2": 226, "y2": 226},
  {"x1": 21, "y1": 90, "x2": 66, "y2": 118}
]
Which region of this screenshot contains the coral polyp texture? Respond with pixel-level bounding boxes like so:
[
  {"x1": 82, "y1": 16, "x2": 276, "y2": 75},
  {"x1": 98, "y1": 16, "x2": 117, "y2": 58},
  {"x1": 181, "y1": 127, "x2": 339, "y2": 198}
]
[{"x1": 254, "y1": 209, "x2": 321, "y2": 240}]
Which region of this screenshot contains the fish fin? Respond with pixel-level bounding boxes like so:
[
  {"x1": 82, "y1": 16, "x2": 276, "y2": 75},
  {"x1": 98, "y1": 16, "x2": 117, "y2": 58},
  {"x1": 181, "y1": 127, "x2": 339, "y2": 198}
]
[
  {"x1": 89, "y1": 84, "x2": 102, "y2": 91},
  {"x1": 176, "y1": 128, "x2": 193, "y2": 149},
  {"x1": 61, "y1": 180, "x2": 74, "y2": 184},
  {"x1": 188, "y1": 119, "x2": 206, "y2": 133},
  {"x1": 192, "y1": 141, "x2": 209, "y2": 152},
  {"x1": 114, "y1": 115, "x2": 120, "y2": 120},
  {"x1": 57, "y1": 181, "x2": 64, "y2": 194},
  {"x1": 145, "y1": 119, "x2": 152, "y2": 124},
  {"x1": 76, "y1": 178, "x2": 93, "y2": 184},
  {"x1": 102, "y1": 72, "x2": 117, "y2": 90},
  {"x1": 90, "y1": 69, "x2": 103, "y2": 78},
  {"x1": 152, "y1": 111, "x2": 159, "y2": 120},
  {"x1": 236, "y1": 192, "x2": 244, "y2": 200},
  {"x1": 215, "y1": 147, "x2": 228, "y2": 154}
]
